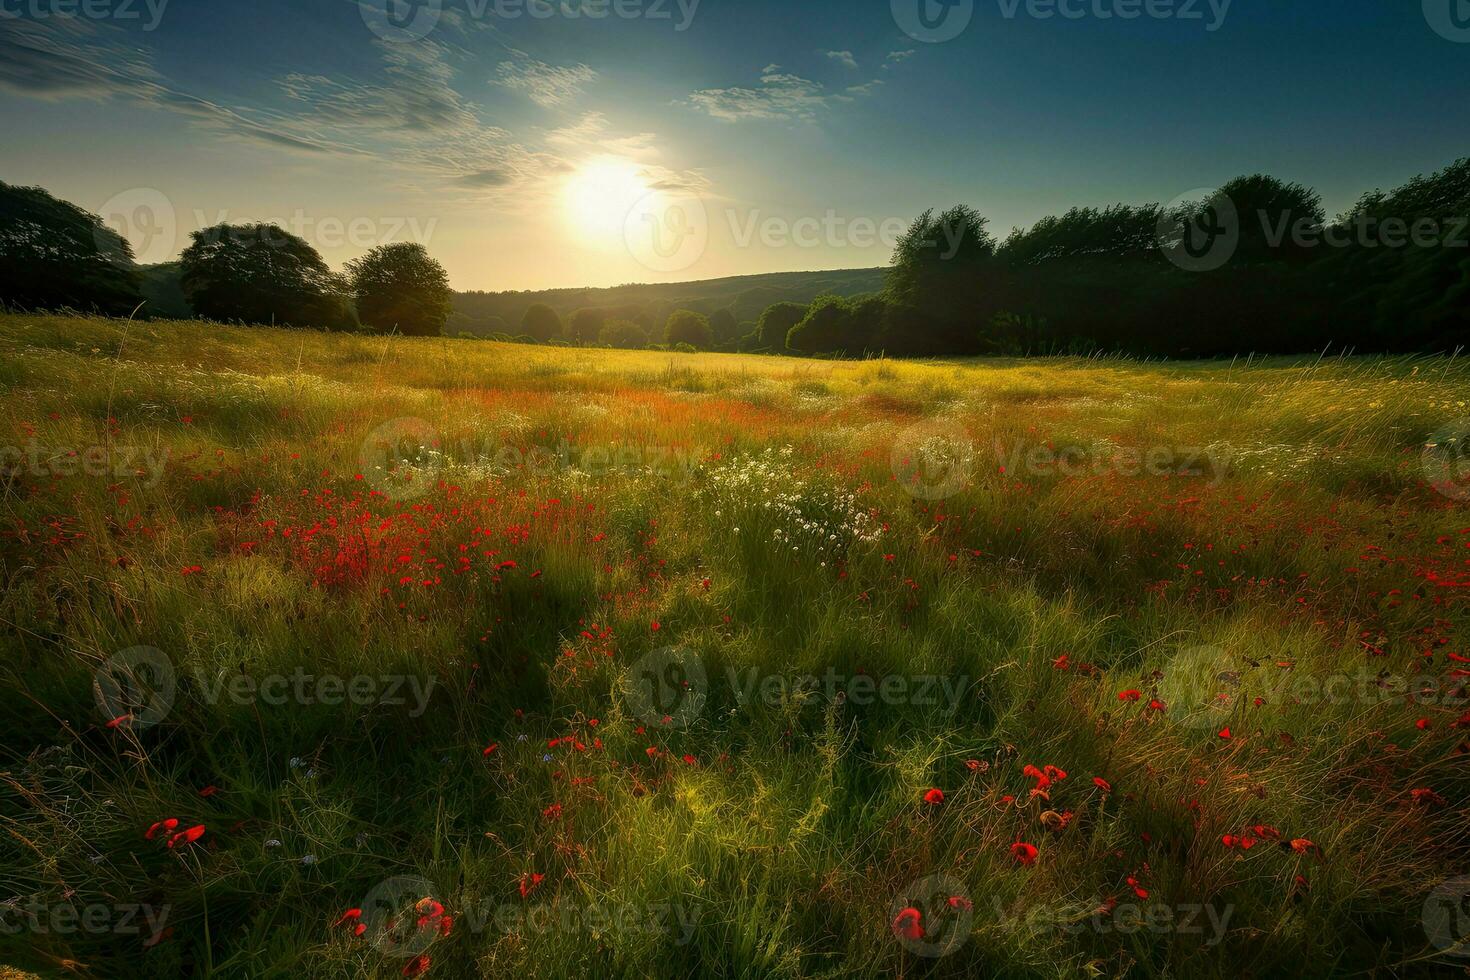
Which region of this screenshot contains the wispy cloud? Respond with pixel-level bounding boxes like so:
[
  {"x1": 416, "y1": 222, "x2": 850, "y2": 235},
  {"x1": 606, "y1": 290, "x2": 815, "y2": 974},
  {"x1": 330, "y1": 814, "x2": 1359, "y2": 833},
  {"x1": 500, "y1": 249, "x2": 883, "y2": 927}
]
[
  {"x1": 884, "y1": 49, "x2": 916, "y2": 67},
  {"x1": 824, "y1": 50, "x2": 858, "y2": 70},
  {"x1": 685, "y1": 62, "x2": 885, "y2": 122},
  {"x1": 496, "y1": 57, "x2": 598, "y2": 109}
]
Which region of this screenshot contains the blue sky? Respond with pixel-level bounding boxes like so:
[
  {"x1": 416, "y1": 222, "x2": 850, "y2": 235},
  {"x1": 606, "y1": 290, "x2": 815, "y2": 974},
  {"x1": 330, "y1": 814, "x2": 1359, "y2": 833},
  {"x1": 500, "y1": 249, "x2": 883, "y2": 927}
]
[{"x1": 1, "y1": 0, "x2": 1467, "y2": 290}]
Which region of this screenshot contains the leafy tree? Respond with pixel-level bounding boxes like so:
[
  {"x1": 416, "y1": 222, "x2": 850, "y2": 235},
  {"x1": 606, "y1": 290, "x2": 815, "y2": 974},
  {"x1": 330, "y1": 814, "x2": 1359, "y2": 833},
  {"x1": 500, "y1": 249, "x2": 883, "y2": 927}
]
[
  {"x1": 787, "y1": 295, "x2": 886, "y2": 354},
  {"x1": 599, "y1": 319, "x2": 649, "y2": 349},
  {"x1": 755, "y1": 302, "x2": 807, "y2": 350},
  {"x1": 709, "y1": 308, "x2": 739, "y2": 345},
  {"x1": 0, "y1": 181, "x2": 143, "y2": 314},
  {"x1": 180, "y1": 223, "x2": 351, "y2": 328},
  {"x1": 885, "y1": 205, "x2": 998, "y2": 352},
  {"x1": 664, "y1": 309, "x2": 713, "y2": 349},
  {"x1": 568, "y1": 308, "x2": 606, "y2": 344},
  {"x1": 346, "y1": 242, "x2": 452, "y2": 336},
  {"x1": 521, "y1": 303, "x2": 563, "y2": 342},
  {"x1": 1215, "y1": 174, "x2": 1324, "y2": 262}
]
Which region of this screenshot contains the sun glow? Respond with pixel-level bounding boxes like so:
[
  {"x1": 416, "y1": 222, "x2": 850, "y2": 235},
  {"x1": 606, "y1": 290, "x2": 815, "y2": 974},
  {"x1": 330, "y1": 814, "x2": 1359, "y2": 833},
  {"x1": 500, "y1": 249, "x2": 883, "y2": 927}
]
[{"x1": 563, "y1": 156, "x2": 658, "y2": 247}]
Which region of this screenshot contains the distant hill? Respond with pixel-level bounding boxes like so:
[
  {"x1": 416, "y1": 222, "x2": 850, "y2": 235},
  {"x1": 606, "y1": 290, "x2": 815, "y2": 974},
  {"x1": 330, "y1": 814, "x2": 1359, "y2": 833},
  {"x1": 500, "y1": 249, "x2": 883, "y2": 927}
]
[
  {"x1": 133, "y1": 264, "x2": 888, "y2": 336},
  {"x1": 450, "y1": 267, "x2": 887, "y2": 337}
]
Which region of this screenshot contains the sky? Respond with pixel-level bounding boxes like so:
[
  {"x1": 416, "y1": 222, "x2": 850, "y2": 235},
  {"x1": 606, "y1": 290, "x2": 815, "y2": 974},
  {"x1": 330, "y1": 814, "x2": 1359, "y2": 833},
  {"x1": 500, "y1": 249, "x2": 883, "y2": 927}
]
[{"x1": 1, "y1": 0, "x2": 1468, "y2": 292}]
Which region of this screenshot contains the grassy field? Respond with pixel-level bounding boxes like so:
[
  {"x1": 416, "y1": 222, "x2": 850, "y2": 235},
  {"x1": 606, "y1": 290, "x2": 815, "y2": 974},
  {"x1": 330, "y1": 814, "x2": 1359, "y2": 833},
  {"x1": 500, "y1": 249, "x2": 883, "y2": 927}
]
[{"x1": 2, "y1": 313, "x2": 1469, "y2": 978}]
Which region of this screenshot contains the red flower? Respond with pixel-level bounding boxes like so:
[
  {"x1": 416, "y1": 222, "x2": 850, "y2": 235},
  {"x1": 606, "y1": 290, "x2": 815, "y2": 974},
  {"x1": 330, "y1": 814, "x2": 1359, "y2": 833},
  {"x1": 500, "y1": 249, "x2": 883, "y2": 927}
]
[
  {"x1": 1011, "y1": 842, "x2": 1038, "y2": 866},
  {"x1": 1411, "y1": 788, "x2": 1447, "y2": 806},
  {"x1": 518, "y1": 872, "x2": 545, "y2": 899},
  {"x1": 333, "y1": 909, "x2": 362, "y2": 929},
  {"x1": 1217, "y1": 727, "x2": 1232, "y2": 740},
  {"x1": 1117, "y1": 689, "x2": 1141, "y2": 702},
  {"x1": 105, "y1": 713, "x2": 133, "y2": 729},
  {"x1": 891, "y1": 907, "x2": 924, "y2": 941},
  {"x1": 403, "y1": 954, "x2": 431, "y2": 978},
  {"x1": 166, "y1": 824, "x2": 206, "y2": 848},
  {"x1": 145, "y1": 818, "x2": 179, "y2": 840},
  {"x1": 923, "y1": 788, "x2": 945, "y2": 805},
  {"x1": 199, "y1": 785, "x2": 218, "y2": 798},
  {"x1": 482, "y1": 743, "x2": 499, "y2": 757},
  {"x1": 1092, "y1": 776, "x2": 1112, "y2": 794}
]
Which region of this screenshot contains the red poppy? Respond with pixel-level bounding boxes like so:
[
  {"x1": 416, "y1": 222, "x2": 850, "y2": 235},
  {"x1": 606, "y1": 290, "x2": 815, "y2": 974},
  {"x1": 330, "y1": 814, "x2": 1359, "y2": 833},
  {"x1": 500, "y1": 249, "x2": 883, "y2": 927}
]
[
  {"x1": 1117, "y1": 689, "x2": 1141, "y2": 702},
  {"x1": 891, "y1": 907, "x2": 924, "y2": 941},
  {"x1": 1411, "y1": 788, "x2": 1447, "y2": 806},
  {"x1": 965, "y1": 759, "x2": 982, "y2": 771},
  {"x1": 145, "y1": 818, "x2": 179, "y2": 840},
  {"x1": 199, "y1": 785, "x2": 218, "y2": 798},
  {"x1": 923, "y1": 788, "x2": 945, "y2": 805},
  {"x1": 1092, "y1": 776, "x2": 1112, "y2": 794},
  {"x1": 105, "y1": 713, "x2": 133, "y2": 729},
  {"x1": 166, "y1": 824, "x2": 206, "y2": 848},
  {"x1": 1217, "y1": 727, "x2": 1232, "y2": 740},
  {"x1": 403, "y1": 954, "x2": 431, "y2": 978},
  {"x1": 482, "y1": 743, "x2": 499, "y2": 757},
  {"x1": 1011, "y1": 842, "x2": 1038, "y2": 866},
  {"x1": 519, "y1": 872, "x2": 545, "y2": 899}
]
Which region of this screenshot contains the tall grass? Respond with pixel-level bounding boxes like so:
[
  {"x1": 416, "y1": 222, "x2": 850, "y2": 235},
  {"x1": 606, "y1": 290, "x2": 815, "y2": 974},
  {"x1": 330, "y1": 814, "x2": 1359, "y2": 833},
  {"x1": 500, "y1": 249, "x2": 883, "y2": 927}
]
[{"x1": 1, "y1": 314, "x2": 1467, "y2": 978}]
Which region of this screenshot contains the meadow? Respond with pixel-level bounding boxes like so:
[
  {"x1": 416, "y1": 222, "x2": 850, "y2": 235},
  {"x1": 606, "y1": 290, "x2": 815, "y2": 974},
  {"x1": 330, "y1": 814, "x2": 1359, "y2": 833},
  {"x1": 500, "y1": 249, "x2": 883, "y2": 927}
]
[{"x1": 2, "y1": 312, "x2": 1469, "y2": 978}]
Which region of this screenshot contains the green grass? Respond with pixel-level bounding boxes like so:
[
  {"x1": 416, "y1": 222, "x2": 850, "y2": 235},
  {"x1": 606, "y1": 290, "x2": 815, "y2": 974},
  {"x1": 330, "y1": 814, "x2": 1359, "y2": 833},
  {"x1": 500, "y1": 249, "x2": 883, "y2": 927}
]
[{"x1": 1, "y1": 313, "x2": 1468, "y2": 978}]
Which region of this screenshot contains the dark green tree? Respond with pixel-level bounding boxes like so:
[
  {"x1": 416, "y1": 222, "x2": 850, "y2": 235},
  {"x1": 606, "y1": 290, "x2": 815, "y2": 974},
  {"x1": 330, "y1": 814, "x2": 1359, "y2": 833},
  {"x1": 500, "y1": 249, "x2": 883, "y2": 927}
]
[
  {"x1": 755, "y1": 302, "x2": 807, "y2": 350},
  {"x1": 346, "y1": 242, "x2": 453, "y2": 336},
  {"x1": 0, "y1": 181, "x2": 143, "y2": 314},
  {"x1": 599, "y1": 319, "x2": 649, "y2": 349},
  {"x1": 568, "y1": 308, "x2": 606, "y2": 344},
  {"x1": 664, "y1": 309, "x2": 713, "y2": 349},
  {"x1": 521, "y1": 303, "x2": 563, "y2": 342},
  {"x1": 180, "y1": 223, "x2": 351, "y2": 328}
]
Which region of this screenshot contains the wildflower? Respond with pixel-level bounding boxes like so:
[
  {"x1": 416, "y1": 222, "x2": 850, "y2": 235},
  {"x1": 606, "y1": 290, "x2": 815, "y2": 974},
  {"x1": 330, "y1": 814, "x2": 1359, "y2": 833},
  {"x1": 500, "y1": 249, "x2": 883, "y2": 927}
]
[
  {"x1": 1092, "y1": 776, "x2": 1112, "y2": 794},
  {"x1": 923, "y1": 788, "x2": 945, "y2": 805},
  {"x1": 483, "y1": 743, "x2": 499, "y2": 757},
  {"x1": 1411, "y1": 788, "x2": 1446, "y2": 806},
  {"x1": 519, "y1": 872, "x2": 545, "y2": 899},
  {"x1": 145, "y1": 818, "x2": 179, "y2": 840},
  {"x1": 199, "y1": 785, "x2": 219, "y2": 797},
  {"x1": 1117, "y1": 689, "x2": 1142, "y2": 702},
  {"x1": 1217, "y1": 727, "x2": 1232, "y2": 740},
  {"x1": 166, "y1": 824, "x2": 206, "y2": 848},
  {"x1": 1011, "y1": 842, "x2": 1038, "y2": 866},
  {"x1": 891, "y1": 907, "x2": 924, "y2": 941},
  {"x1": 403, "y1": 954, "x2": 431, "y2": 978},
  {"x1": 105, "y1": 714, "x2": 133, "y2": 729}
]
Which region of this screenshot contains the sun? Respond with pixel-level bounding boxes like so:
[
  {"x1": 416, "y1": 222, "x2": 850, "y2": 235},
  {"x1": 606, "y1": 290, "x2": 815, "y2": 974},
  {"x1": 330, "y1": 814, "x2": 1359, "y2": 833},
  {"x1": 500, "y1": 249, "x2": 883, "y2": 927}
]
[{"x1": 563, "y1": 156, "x2": 657, "y2": 247}]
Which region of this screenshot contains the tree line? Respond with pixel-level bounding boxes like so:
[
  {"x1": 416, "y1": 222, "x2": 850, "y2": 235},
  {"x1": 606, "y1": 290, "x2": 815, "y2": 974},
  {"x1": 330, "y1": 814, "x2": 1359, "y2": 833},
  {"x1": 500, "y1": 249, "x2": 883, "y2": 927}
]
[{"x1": 2, "y1": 154, "x2": 1466, "y2": 356}]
